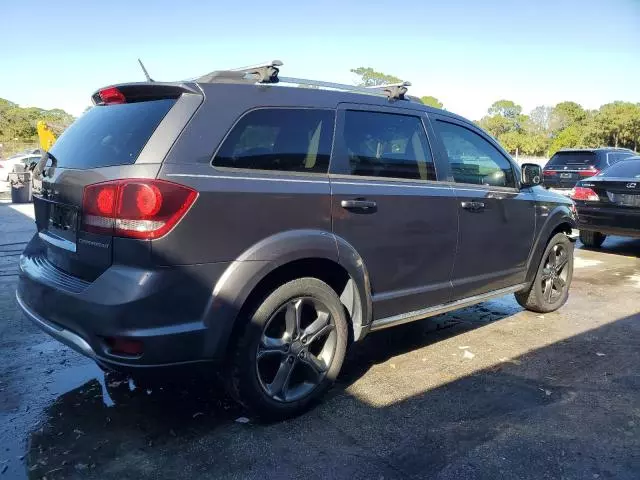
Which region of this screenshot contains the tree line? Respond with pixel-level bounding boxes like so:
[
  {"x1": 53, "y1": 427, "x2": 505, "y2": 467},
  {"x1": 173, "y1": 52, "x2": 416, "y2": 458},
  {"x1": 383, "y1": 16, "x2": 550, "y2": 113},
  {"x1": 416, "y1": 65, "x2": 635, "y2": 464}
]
[
  {"x1": 3, "y1": 69, "x2": 639, "y2": 160},
  {"x1": 351, "y1": 67, "x2": 640, "y2": 157},
  {"x1": 0, "y1": 98, "x2": 75, "y2": 152},
  {"x1": 478, "y1": 99, "x2": 640, "y2": 157}
]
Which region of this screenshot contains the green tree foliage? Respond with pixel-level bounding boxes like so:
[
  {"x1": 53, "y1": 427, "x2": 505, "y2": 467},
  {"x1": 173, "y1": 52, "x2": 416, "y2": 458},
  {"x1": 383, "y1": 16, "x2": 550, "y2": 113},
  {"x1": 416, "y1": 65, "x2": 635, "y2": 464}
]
[
  {"x1": 595, "y1": 102, "x2": 638, "y2": 148},
  {"x1": 477, "y1": 98, "x2": 640, "y2": 158},
  {"x1": 478, "y1": 100, "x2": 538, "y2": 153},
  {"x1": 626, "y1": 105, "x2": 640, "y2": 151},
  {"x1": 350, "y1": 67, "x2": 444, "y2": 109},
  {"x1": 350, "y1": 67, "x2": 403, "y2": 87},
  {"x1": 0, "y1": 97, "x2": 75, "y2": 143},
  {"x1": 548, "y1": 124, "x2": 583, "y2": 155},
  {"x1": 419, "y1": 96, "x2": 444, "y2": 109},
  {"x1": 549, "y1": 101, "x2": 587, "y2": 132},
  {"x1": 488, "y1": 100, "x2": 522, "y2": 119},
  {"x1": 480, "y1": 114, "x2": 516, "y2": 138}
]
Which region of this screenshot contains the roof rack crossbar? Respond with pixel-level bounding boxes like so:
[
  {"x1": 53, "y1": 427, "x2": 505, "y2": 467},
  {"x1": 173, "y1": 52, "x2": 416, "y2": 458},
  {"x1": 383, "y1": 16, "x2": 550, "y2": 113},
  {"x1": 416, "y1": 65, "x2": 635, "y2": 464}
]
[
  {"x1": 197, "y1": 60, "x2": 282, "y2": 84},
  {"x1": 366, "y1": 81, "x2": 412, "y2": 100}
]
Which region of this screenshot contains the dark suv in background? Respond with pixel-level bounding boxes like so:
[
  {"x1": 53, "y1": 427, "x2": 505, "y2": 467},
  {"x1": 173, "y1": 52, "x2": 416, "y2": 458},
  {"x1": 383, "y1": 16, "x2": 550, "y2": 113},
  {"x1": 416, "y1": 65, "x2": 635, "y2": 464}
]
[
  {"x1": 543, "y1": 147, "x2": 636, "y2": 193},
  {"x1": 17, "y1": 62, "x2": 577, "y2": 418}
]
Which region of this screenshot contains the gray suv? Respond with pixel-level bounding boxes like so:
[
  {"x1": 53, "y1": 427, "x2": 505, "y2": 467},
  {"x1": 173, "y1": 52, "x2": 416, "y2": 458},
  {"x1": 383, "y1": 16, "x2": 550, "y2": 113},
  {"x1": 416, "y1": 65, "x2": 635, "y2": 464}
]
[{"x1": 17, "y1": 62, "x2": 577, "y2": 418}]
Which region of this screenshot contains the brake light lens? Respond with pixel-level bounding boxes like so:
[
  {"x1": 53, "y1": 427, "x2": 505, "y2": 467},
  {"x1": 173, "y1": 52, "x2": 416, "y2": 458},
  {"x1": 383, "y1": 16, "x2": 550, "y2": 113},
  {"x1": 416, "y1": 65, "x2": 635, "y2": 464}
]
[
  {"x1": 98, "y1": 87, "x2": 126, "y2": 105},
  {"x1": 96, "y1": 185, "x2": 117, "y2": 215},
  {"x1": 570, "y1": 186, "x2": 600, "y2": 202},
  {"x1": 82, "y1": 179, "x2": 197, "y2": 239},
  {"x1": 579, "y1": 168, "x2": 600, "y2": 177},
  {"x1": 543, "y1": 170, "x2": 556, "y2": 176}
]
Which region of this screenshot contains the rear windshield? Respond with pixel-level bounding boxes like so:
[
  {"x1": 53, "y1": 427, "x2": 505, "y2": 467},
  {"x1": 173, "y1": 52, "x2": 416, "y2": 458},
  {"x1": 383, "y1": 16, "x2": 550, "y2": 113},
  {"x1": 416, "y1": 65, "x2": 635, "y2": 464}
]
[
  {"x1": 50, "y1": 99, "x2": 175, "y2": 169},
  {"x1": 547, "y1": 151, "x2": 597, "y2": 167},
  {"x1": 600, "y1": 159, "x2": 640, "y2": 178}
]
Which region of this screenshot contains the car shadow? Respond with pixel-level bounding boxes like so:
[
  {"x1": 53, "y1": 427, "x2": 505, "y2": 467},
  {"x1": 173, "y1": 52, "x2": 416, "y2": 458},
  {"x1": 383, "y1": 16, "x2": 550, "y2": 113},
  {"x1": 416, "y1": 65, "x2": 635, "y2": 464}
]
[
  {"x1": 576, "y1": 236, "x2": 640, "y2": 258},
  {"x1": 337, "y1": 295, "x2": 520, "y2": 386}
]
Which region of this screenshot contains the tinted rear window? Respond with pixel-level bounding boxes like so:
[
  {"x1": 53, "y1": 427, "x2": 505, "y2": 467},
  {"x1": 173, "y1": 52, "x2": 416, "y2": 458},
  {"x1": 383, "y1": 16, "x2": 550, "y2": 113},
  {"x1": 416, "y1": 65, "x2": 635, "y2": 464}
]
[
  {"x1": 601, "y1": 159, "x2": 640, "y2": 178},
  {"x1": 547, "y1": 151, "x2": 597, "y2": 167},
  {"x1": 50, "y1": 99, "x2": 175, "y2": 169}
]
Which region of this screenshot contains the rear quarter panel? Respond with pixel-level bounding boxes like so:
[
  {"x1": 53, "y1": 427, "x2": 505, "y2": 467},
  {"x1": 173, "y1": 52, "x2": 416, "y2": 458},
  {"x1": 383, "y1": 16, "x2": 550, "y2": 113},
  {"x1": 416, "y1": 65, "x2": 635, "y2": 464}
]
[{"x1": 153, "y1": 165, "x2": 332, "y2": 265}]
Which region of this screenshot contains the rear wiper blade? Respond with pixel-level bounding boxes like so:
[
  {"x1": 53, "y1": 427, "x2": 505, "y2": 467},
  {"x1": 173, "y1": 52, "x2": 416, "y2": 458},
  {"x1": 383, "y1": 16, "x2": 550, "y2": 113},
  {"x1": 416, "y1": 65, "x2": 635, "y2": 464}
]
[{"x1": 33, "y1": 151, "x2": 58, "y2": 179}]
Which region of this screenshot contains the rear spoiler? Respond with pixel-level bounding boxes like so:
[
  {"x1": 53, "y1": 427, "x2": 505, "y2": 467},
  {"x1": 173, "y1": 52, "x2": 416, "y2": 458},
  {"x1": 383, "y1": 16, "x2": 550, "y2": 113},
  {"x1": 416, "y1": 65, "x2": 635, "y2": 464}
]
[{"x1": 91, "y1": 82, "x2": 200, "y2": 105}]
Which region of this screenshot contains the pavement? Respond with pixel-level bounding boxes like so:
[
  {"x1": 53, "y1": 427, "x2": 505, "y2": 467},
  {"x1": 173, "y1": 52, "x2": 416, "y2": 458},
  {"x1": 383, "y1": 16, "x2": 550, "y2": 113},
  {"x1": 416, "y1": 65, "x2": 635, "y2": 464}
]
[{"x1": 0, "y1": 202, "x2": 639, "y2": 479}]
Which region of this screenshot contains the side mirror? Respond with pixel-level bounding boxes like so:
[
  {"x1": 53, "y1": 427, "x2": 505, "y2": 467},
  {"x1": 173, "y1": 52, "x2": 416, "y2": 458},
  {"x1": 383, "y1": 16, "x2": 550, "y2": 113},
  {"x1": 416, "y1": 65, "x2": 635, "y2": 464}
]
[{"x1": 521, "y1": 163, "x2": 542, "y2": 187}]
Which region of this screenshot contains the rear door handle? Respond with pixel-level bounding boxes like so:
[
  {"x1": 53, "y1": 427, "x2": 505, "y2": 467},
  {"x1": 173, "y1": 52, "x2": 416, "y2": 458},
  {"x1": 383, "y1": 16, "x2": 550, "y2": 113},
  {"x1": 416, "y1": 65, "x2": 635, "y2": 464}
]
[
  {"x1": 461, "y1": 201, "x2": 485, "y2": 211},
  {"x1": 341, "y1": 199, "x2": 377, "y2": 211}
]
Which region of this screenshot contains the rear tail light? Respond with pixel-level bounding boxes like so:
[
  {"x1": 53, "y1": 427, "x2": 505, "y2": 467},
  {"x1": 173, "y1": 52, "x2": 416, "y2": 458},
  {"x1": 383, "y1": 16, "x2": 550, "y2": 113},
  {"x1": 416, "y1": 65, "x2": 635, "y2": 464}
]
[
  {"x1": 98, "y1": 86, "x2": 126, "y2": 105},
  {"x1": 570, "y1": 186, "x2": 600, "y2": 202},
  {"x1": 82, "y1": 179, "x2": 197, "y2": 239},
  {"x1": 543, "y1": 170, "x2": 556, "y2": 176},
  {"x1": 579, "y1": 168, "x2": 600, "y2": 177}
]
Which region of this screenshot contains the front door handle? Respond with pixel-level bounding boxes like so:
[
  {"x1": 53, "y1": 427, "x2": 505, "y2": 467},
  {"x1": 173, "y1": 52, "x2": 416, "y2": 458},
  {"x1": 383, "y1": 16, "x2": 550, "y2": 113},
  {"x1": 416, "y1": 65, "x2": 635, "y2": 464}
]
[
  {"x1": 461, "y1": 201, "x2": 486, "y2": 211},
  {"x1": 341, "y1": 199, "x2": 377, "y2": 212}
]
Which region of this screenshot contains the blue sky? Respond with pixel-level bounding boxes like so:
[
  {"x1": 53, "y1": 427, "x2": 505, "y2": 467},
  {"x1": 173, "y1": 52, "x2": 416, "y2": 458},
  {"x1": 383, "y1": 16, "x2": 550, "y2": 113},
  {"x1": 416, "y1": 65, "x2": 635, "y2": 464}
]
[{"x1": 1, "y1": 0, "x2": 639, "y2": 120}]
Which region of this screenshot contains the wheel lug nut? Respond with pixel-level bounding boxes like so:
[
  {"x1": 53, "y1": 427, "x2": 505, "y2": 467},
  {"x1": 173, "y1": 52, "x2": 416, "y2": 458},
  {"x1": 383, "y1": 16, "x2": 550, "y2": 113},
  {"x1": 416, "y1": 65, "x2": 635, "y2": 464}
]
[
  {"x1": 284, "y1": 344, "x2": 290, "y2": 351},
  {"x1": 301, "y1": 337, "x2": 307, "y2": 344},
  {"x1": 288, "y1": 356, "x2": 294, "y2": 364}
]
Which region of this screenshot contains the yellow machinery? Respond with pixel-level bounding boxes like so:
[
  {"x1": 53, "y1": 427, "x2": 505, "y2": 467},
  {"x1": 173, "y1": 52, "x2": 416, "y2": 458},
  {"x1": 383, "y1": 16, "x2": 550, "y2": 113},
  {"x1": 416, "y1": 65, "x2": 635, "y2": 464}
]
[{"x1": 36, "y1": 121, "x2": 58, "y2": 152}]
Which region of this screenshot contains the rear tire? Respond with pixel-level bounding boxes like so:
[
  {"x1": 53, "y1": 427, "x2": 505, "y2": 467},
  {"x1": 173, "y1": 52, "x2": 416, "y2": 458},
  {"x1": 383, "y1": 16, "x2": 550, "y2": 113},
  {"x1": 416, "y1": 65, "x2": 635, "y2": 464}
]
[
  {"x1": 579, "y1": 230, "x2": 606, "y2": 249},
  {"x1": 227, "y1": 277, "x2": 348, "y2": 419},
  {"x1": 515, "y1": 233, "x2": 573, "y2": 313}
]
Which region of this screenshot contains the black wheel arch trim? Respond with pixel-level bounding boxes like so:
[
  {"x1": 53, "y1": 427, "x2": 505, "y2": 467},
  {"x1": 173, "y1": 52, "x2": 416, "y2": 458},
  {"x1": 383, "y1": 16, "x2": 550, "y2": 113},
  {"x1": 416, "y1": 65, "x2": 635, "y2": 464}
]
[
  {"x1": 202, "y1": 229, "x2": 373, "y2": 360},
  {"x1": 525, "y1": 205, "x2": 576, "y2": 285}
]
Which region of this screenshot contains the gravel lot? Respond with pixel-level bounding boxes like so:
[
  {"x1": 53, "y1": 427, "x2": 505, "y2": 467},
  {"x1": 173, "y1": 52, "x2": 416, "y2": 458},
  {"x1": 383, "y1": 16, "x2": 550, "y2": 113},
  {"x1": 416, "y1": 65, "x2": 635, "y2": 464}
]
[{"x1": 1, "y1": 201, "x2": 639, "y2": 479}]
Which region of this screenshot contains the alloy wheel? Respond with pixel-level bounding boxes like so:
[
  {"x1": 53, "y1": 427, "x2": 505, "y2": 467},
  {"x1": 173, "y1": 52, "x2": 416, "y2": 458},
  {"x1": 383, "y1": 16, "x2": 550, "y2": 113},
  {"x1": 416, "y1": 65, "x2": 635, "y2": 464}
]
[
  {"x1": 256, "y1": 297, "x2": 337, "y2": 402},
  {"x1": 540, "y1": 244, "x2": 570, "y2": 303}
]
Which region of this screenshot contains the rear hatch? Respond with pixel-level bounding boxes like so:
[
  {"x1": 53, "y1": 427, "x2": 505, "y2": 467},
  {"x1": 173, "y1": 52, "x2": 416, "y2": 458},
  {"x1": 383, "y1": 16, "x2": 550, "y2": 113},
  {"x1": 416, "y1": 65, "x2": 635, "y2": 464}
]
[
  {"x1": 543, "y1": 151, "x2": 600, "y2": 189},
  {"x1": 32, "y1": 84, "x2": 201, "y2": 280}
]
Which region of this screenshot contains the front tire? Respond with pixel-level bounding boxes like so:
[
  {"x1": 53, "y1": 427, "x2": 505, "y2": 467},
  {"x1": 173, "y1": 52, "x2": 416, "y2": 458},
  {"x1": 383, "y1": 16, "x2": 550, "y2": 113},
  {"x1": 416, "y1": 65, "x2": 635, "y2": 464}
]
[
  {"x1": 515, "y1": 233, "x2": 574, "y2": 313},
  {"x1": 227, "y1": 278, "x2": 348, "y2": 419},
  {"x1": 579, "y1": 230, "x2": 606, "y2": 249}
]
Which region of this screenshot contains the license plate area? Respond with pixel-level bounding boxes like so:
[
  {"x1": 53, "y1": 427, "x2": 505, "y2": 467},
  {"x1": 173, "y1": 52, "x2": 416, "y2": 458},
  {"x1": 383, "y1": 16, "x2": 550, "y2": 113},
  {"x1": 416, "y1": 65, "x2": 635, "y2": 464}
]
[
  {"x1": 560, "y1": 173, "x2": 573, "y2": 179},
  {"x1": 607, "y1": 192, "x2": 640, "y2": 207},
  {"x1": 36, "y1": 196, "x2": 79, "y2": 247},
  {"x1": 49, "y1": 204, "x2": 78, "y2": 233}
]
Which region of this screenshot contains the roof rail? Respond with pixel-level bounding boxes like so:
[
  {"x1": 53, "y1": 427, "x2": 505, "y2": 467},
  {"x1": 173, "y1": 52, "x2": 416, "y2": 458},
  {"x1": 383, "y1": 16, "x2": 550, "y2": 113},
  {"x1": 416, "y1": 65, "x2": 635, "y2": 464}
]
[
  {"x1": 279, "y1": 77, "x2": 412, "y2": 100},
  {"x1": 195, "y1": 61, "x2": 412, "y2": 100},
  {"x1": 197, "y1": 60, "x2": 283, "y2": 84}
]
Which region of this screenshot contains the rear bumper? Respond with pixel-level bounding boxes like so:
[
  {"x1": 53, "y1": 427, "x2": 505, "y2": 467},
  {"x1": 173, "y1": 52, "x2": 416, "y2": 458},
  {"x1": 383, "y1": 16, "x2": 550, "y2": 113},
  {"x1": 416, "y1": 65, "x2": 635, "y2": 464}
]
[
  {"x1": 576, "y1": 205, "x2": 640, "y2": 238},
  {"x1": 17, "y1": 243, "x2": 232, "y2": 371},
  {"x1": 16, "y1": 291, "x2": 95, "y2": 359}
]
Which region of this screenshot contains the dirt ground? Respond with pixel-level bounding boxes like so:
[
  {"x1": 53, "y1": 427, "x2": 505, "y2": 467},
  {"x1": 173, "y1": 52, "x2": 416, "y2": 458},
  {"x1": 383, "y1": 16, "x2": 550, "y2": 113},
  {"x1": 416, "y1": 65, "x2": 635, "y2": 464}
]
[{"x1": 0, "y1": 201, "x2": 639, "y2": 479}]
